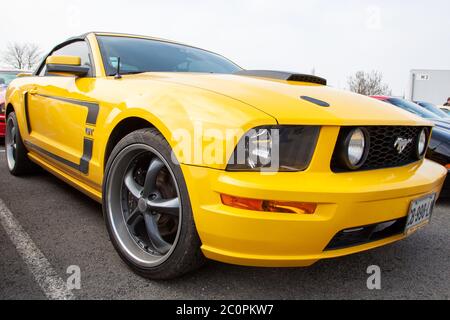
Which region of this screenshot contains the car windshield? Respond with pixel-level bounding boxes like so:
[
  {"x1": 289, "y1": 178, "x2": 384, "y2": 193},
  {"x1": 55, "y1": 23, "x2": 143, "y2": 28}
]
[
  {"x1": 387, "y1": 98, "x2": 439, "y2": 120},
  {"x1": 0, "y1": 71, "x2": 19, "y2": 87},
  {"x1": 416, "y1": 101, "x2": 450, "y2": 118},
  {"x1": 97, "y1": 36, "x2": 242, "y2": 76}
]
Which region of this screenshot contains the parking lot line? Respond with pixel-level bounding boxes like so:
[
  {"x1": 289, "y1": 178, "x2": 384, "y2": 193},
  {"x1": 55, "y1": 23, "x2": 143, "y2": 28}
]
[{"x1": 0, "y1": 199, "x2": 75, "y2": 300}]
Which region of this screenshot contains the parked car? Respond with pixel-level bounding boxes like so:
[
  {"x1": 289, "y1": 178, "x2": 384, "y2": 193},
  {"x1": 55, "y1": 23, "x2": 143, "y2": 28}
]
[
  {"x1": 371, "y1": 96, "x2": 449, "y2": 197},
  {"x1": 0, "y1": 70, "x2": 21, "y2": 89},
  {"x1": 0, "y1": 90, "x2": 5, "y2": 138},
  {"x1": 415, "y1": 101, "x2": 450, "y2": 119},
  {"x1": 441, "y1": 106, "x2": 450, "y2": 116},
  {"x1": 4, "y1": 32, "x2": 447, "y2": 279},
  {"x1": 0, "y1": 70, "x2": 23, "y2": 138}
]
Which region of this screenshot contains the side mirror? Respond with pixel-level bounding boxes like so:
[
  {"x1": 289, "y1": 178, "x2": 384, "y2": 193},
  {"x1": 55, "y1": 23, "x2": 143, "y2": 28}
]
[{"x1": 46, "y1": 55, "x2": 90, "y2": 77}]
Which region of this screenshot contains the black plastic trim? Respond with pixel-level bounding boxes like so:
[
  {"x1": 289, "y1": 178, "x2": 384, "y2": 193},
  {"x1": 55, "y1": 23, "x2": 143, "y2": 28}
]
[
  {"x1": 23, "y1": 92, "x2": 32, "y2": 133},
  {"x1": 325, "y1": 217, "x2": 407, "y2": 251},
  {"x1": 46, "y1": 64, "x2": 90, "y2": 77},
  {"x1": 235, "y1": 70, "x2": 327, "y2": 85},
  {"x1": 300, "y1": 96, "x2": 330, "y2": 107}
]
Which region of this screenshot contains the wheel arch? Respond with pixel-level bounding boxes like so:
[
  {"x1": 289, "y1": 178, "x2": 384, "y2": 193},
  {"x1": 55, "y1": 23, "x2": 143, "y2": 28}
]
[
  {"x1": 6, "y1": 103, "x2": 15, "y2": 118},
  {"x1": 5, "y1": 103, "x2": 27, "y2": 137},
  {"x1": 103, "y1": 116, "x2": 165, "y2": 171}
]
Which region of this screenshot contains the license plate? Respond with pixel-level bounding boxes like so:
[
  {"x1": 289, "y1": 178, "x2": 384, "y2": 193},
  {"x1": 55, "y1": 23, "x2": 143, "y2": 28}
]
[{"x1": 405, "y1": 193, "x2": 436, "y2": 236}]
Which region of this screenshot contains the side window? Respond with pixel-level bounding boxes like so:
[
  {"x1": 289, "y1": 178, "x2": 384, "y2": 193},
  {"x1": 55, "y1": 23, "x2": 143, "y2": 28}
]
[{"x1": 39, "y1": 41, "x2": 93, "y2": 76}]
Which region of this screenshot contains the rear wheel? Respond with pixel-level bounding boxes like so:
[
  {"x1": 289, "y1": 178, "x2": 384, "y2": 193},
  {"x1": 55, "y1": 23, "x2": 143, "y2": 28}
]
[
  {"x1": 103, "y1": 128, "x2": 204, "y2": 279},
  {"x1": 5, "y1": 112, "x2": 35, "y2": 175}
]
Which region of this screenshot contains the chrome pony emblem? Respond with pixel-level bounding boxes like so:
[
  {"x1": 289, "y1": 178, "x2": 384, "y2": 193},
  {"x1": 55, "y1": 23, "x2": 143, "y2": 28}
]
[{"x1": 394, "y1": 137, "x2": 413, "y2": 154}]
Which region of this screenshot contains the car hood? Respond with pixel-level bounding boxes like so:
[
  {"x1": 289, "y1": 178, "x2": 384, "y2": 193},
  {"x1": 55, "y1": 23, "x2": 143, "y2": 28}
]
[{"x1": 131, "y1": 72, "x2": 432, "y2": 126}]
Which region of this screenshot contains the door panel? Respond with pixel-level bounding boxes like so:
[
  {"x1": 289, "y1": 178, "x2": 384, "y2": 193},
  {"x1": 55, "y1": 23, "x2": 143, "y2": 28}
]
[
  {"x1": 24, "y1": 39, "x2": 98, "y2": 178},
  {"x1": 26, "y1": 77, "x2": 98, "y2": 176}
]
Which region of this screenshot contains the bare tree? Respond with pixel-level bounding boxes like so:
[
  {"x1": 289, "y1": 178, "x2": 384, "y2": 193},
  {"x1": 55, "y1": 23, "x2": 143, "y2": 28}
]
[
  {"x1": 347, "y1": 70, "x2": 392, "y2": 96},
  {"x1": 1, "y1": 42, "x2": 43, "y2": 71}
]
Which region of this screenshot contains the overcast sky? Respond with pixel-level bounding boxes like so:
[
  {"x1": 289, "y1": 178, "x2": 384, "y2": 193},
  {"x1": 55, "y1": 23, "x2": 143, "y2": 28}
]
[{"x1": 2, "y1": 0, "x2": 449, "y2": 95}]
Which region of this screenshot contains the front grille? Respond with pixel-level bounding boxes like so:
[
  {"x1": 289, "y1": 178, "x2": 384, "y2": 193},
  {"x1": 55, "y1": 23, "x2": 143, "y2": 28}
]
[
  {"x1": 332, "y1": 126, "x2": 429, "y2": 172},
  {"x1": 325, "y1": 218, "x2": 407, "y2": 251}
]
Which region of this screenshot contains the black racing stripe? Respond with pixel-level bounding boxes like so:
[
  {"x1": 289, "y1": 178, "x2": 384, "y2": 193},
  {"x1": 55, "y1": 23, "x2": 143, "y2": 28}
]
[
  {"x1": 25, "y1": 141, "x2": 80, "y2": 171},
  {"x1": 79, "y1": 138, "x2": 94, "y2": 174},
  {"x1": 36, "y1": 94, "x2": 99, "y2": 126},
  {"x1": 25, "y1": 138, "x2": 93, "y2": 175}
]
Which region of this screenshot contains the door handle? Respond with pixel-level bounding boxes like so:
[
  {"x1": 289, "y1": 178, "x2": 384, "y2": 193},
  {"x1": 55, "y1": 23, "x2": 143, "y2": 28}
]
[{"x1": 29, "y1": 89, "x2": 38, "y2": 95}]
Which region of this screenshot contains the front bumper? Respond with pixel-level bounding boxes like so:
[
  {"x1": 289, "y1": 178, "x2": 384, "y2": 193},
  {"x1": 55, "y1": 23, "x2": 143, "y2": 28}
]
[
  {"x1": 181, "y1": 159, "x2": 447, "y2": 267},
  {"x1": 0, "y1": 114, "x2": 5, "y2": 137}
]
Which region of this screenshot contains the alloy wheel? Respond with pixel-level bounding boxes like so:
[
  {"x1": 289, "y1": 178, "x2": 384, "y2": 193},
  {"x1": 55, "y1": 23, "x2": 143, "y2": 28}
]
[{"x1": 106, "y1": 144, "x2": 182, "y2": 267}]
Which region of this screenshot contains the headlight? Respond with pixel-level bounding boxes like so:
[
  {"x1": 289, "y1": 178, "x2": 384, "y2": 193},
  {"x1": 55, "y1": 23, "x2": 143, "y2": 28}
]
[
  {"x1": 417, "y1": 128, "x2": 428, "y2": 158},
  {"x1": 227, "y1": 126, "x2": 320, "y2": 172},
  {"x1": 336, "y1": 127, "x2": 369, "y2": 170}
]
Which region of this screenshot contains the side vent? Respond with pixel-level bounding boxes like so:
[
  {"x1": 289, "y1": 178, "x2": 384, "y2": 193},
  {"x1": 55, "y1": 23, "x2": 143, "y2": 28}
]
[{"x1": 234, "y1": 70, "x2": 327, "y2": 85}]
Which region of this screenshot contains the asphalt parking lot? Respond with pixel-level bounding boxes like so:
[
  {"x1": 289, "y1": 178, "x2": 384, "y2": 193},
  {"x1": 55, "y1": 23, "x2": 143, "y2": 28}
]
[{"x1": 0, "y1": 143, "x2": 449, "y2": 300}]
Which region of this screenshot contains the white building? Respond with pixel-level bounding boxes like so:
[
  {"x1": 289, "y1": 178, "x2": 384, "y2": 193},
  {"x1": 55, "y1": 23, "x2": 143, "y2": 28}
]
[{"x1": 408, "y1": 69, "x2": 450, "y2": 105}]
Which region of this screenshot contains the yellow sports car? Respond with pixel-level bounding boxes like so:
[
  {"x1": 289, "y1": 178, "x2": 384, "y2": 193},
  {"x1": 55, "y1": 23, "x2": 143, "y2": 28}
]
[{"x1": 4, "y1": 32, "x2": 447, "y2": 279}]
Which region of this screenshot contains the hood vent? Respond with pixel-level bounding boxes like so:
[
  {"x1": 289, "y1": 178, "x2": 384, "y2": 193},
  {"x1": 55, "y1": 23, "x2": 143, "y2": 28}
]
[{"x1": 234, "y1": 70, "x2": 327, "y2": 85}]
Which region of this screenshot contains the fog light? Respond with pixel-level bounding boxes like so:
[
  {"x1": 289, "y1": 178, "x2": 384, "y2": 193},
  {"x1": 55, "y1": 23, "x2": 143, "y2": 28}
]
[
  {"x1": 417, "y1": 128, "x2": 427, "y2": 158},
  {"x1": 220, "y1": 194, "x2": 317, "y2": 214},
  {"x1": 336, "y1": 127, "x2": 369, "y2": 170},
  {"x1": 348, "y1": 128, "x2": 366, "y2": 167}
]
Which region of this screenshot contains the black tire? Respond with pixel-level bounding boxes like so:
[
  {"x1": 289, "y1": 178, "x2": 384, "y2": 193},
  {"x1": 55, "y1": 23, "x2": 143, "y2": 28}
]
[
  {"x1": 5, "y1": 112, "x2": 36, "y2": 175},
  {"x1": 103, "y1": 128, "x2": 205, "y2": 279}
]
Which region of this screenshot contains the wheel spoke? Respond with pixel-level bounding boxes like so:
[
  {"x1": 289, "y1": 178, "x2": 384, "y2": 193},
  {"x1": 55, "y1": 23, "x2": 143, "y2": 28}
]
[
  {"x1": 143, "y1": 213, "x2": 171, "y2": 254},
  {"x1": 126, "y1": 207, "x2": 141, "y2": 226},
  {"x1": 142, "y1": 157, "x2": 164, "y2": 198},
  {"x1": 147, "y1": 197, "x2": 180, "y2": 216},
  {"x1": 129, "y1": 215, "x2": 144, "y2": 236},
  {"x1": 124, "y1": 168, "x2": 143, "y2": 199}
]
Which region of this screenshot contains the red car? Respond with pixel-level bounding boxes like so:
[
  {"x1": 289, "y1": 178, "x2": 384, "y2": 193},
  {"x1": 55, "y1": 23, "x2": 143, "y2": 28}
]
[
  {"x1": 0, "y1": 70, "x2": 22, "y2": 137},
  {"x1": 0, "y1": 89, "x2": 6, "y2": 138}
]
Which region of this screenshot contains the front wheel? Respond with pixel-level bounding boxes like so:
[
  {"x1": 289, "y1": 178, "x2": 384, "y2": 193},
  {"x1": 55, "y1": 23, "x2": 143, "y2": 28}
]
[{"x1": 103, "y1": 128, "x2": 204, "y2": 279}]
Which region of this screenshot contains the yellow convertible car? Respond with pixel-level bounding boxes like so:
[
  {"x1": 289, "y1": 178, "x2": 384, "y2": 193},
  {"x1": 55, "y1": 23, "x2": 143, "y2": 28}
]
[{"x1": 4, "y1": 32, "x2": 447, "y2": 279}]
